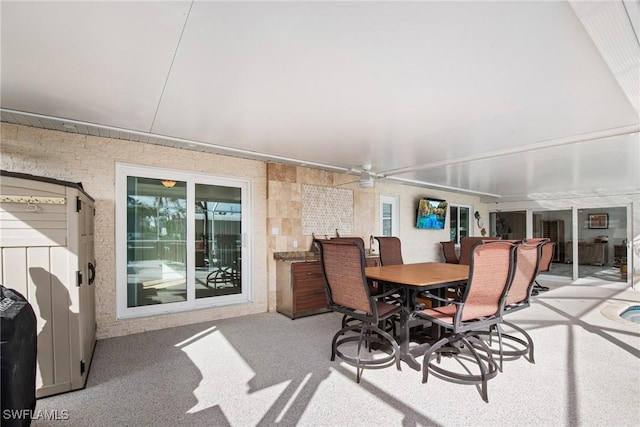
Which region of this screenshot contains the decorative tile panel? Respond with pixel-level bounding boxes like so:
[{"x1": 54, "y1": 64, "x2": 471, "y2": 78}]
[{"x1": 302, "y1": 184, "x2": 353, "y2": 235}]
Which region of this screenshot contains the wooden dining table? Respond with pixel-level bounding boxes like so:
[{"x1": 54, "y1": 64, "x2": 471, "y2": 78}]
[{"x1": 365, "y1": 262, "x2": 470, "y2": 370}]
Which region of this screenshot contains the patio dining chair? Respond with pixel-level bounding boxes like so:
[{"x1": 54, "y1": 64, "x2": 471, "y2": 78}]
[
  {"x1": 318, "y1": 239, "x2": 405, "y2": 383},
  {"x1": 373, "y1": 236, "x2": 409, "y2": 318},
  {"x1": 457, "y1": 236, "x2": 501, "y2": 265},
  {"x1": 440, "y1": 241, "x2": 459, "y2": 264},
  {"x1": 326, "y1": 237, "x2": 385, "y2": 327},
  {"x1": 481, "y1": 239, "x2": 546, "y2": 370},
  {"x1": 329, "y1": 236, "x2": 365, "y2": 246},
  {"x1": 413, "y1": 240, "x2": 516, "y2": 402},
  {"x1": 374, "y1": 236, "x2": 404, "y2": 266},
  {"x1": 532, "y1": 240, "x2": 556, "y2": 292}
]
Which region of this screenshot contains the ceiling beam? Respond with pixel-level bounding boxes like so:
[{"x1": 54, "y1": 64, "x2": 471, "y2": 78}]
[{"x1": 378, "y1": 123, "x2": 640, "y2": 177}]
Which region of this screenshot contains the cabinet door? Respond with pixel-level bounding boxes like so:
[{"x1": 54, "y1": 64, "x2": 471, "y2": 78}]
[
  {"x1": 294, "y1": 292, "x2": 328, "y2": 315},
  {"x1": 81, "y1": 213, "x2": 96, "y2": 373},
  {"x1": 291, "y1": 262, "x2": 328, "y2": 316},
  {"x1": 75, "y1": 194, "x2": 96, "y2": 388},
  {"x1": 291, "y1": 262, "x2": 325, "y2": 293}
]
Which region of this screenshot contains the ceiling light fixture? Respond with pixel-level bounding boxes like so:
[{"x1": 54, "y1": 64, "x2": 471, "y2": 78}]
[
  {"x1": 359, "y1": 163, "x2": 375, "y2": 188},
  {"x1": 161, "y1": 180, "x2": 176, "y2": 188},
  {"x1": 359, "y1": 172, "x2": 374, "y2": 188}
]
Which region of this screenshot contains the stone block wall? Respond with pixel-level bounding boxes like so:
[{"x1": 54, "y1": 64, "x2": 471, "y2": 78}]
[{"x1": 1, "y1": 123, "x2": 268, "y2": 338}]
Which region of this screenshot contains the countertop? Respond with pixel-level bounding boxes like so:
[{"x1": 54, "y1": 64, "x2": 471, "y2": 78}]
[
  {"x1": 273, "y1": 250, "x2": 378, "y2": 262},
  {"x1": 273, "y1": 251, "x2": 320, "y2": 262}
]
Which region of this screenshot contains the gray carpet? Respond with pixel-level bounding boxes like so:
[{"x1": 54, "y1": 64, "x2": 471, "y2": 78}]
[{"x1": 31, "y1": 279, "x2": 640, "y2": 427}]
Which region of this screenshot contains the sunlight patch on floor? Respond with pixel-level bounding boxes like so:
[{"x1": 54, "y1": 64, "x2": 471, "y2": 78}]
[
  {"x1": 275, "y1": 373, "x2": 311, "y2": 423},
  {"x1": 179, "y1": 328, "x2": 289, "y2": 425}
]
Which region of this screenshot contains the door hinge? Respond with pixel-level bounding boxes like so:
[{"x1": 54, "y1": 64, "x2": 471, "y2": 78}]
[
  {"x1": 80, "y1": 360, "x2": 85, "y2": 375},
  {"x1": 76, "y1": 196, "x2": 82, "y2": 212},
  {"x1": 76, "y1": 270, "x2": 82, "y2": 286}
]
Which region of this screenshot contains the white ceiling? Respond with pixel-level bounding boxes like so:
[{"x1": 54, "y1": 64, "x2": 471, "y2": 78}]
[{"x1": 1, "y1": 1, "x2": 639, "y2": 202}]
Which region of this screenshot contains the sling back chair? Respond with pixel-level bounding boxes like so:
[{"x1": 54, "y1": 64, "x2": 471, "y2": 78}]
[
  {"x1": 326, "y1": 237, "x2": 387, "y2": 327},
  {"x1": 318, "y1": 239, "x2": 405, "y2": 383},
  {"x1": 374, "y1": 236, "x2": 404, "y2": 266},
  {"x1": 457, "y1": 236, "x2": 501, "y2": 265},
  {"x1": 497, "y1": 239, "x2": 546, "y2": 366},
  {"x1": 414, "y1": 240, "x2": 516, "y2": 402},
  {"x1": 372, "y1": 236, "x2": 406, "y2": 328},
  {"x1": 532, "y1": 240, "x2": 556, "y2": 292},
  {"x1": 329, "y1": 236, "x2": 365, "y2": 246},
  {"x1": 440, "y1": 241, "x2": 459, "y2": 264},
  {"x1": 480, "y1": 239, "x2": 545, "y2": 370}
]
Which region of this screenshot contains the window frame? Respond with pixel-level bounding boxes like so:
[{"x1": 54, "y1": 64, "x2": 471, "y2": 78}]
[
  {"x1": 380, "y1": 194, "x2": 400, "y2": 237},
  {"x1": 115, "y1": 163, "x2": 252, "y2": 319}
]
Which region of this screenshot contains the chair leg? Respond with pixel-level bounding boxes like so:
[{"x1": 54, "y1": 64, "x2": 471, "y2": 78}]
[
  {"x1": 502, "y1": 320, "x2": 535, "y2": 364},
  {"x1": 495, "y1": 324, "x2": 504, "y2": 372},
  {"x1": 421, "y1": 335, "x2": 453, "y2": 384},
  {"x1": 466, "y1": 335, "x2": 501, "y2": 402},
  {"x1": 356, "y1": 326, "x2": 366, "y2": 383},
  {"x1": 534, "y1": 280, "x2": 549, "y2": 291},
  {"x1": 422, "y1": 333, "x2": 498, "y2": 403},
  {"x1": 331, "y1": 321, "x2": 400, "y2": 383},
  {"x1": 479, "y1": 321, "x2": 535, "y2": 366}
]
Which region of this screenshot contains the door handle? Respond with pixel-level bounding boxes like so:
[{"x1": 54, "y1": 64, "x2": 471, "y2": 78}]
[{"x1": 88, "y1": 262, "x2": 96, "y2": 285}]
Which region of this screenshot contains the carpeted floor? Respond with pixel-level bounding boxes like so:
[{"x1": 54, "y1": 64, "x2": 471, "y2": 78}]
[{"x1": 30, "y1": 279, "x2": 640, "y2": 427}]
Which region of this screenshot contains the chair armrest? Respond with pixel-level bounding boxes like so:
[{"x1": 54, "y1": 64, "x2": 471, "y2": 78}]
[
  {"x1": 420, "y1": 291, "x2": 461, "y2": 306},
  {"x1": 373, "y1": 286, "x2": 406, "y2": 305}
]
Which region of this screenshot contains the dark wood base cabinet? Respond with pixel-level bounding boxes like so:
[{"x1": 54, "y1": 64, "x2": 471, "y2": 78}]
[
  {"x1": 276, "y1": 261, "x2": 329, "y2": 319},
  {"x1": 276, "y1": 257, "x2": 379, "y2": 319}
]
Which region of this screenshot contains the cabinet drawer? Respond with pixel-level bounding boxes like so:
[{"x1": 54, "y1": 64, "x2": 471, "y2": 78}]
[
  {"x1": 294, "y1": 291, "x2": 328, "y2": 313},
  {"x1": 291, "y1": 262, "x2": 322, "y2": 277},
  {"x1": 291, "y1": 262, "x2": 324, "y2": 290}
]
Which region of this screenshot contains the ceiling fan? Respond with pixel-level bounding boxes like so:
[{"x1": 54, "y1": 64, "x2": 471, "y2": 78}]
[{"x1": 349, "y1": 163, "x2": 381, "y2": 188}]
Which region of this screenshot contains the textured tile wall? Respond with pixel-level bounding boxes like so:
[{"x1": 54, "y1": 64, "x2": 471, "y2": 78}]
[
  {"x1": 301, "y1": 184, "x2": 353, "y2": 236},
  {"x1": 0, "y1": 123, "x2": 268, "y2": 339}
]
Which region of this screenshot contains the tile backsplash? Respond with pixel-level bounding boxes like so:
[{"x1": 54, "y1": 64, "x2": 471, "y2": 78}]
[{"x1": 301, "y1": 184, "x2": 353, "y2": 236}]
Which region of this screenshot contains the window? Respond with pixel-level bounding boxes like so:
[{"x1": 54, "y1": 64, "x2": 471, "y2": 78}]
[
  {"x1": 380, "y1": 195, "x2": 399, "y2": 236},
  {"x1": 449, "y1": 204, "x2": 471, "y2": 244},
  {"x1": 116, "y1": 163, "x2": 251, "y2": 319}
]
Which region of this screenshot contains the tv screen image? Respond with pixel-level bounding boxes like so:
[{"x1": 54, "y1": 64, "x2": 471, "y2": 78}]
[{"x1": 416, "y1": 199, "x2": 448, "y2": 230}]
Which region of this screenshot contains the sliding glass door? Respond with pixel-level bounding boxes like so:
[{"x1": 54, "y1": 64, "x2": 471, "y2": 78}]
[
  {"x1": 126, "y1": 177, "x2": 188, "y2": 307},
  {"x1": 576, "y1": 207, "x2": 627, "y2": 282},
  {"x1": 449, "y1": 205, "x2": 470, "y2": 244},
  {"x1": 492, "y1": 211, "x2": 526, "y2": 240},
  {"x1": 530, "y1": 207, "x2": 628, "y2": 283},
  {"x1": 532, "y1": 209, "x2": 572, "y2": 279},
  {"x1": 116, "y1": 164, "x2": 251, "y2": 319},
  {"x1": 194, "y1": 184, "x2": 242, "y2": 299}
]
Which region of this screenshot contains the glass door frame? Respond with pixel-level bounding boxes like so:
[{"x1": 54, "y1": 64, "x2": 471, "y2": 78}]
[
  {"x1": 115, "y1": 163, "x2": 252, "y2": 319},
  {"x1": 490, "y1": 203, "x2": 632, "y2": 285}
]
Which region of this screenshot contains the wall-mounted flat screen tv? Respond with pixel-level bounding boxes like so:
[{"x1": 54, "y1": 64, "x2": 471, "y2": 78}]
[{"x1": 416, "y1": 198, "x2": 448, "y2": 230}]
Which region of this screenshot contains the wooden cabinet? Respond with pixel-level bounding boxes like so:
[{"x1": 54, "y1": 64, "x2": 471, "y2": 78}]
[
  {"x1": 277, "y1": 261, "x2": 328, "y2": 319},
  {"x1": 543, "y1": 220, "x2": 565, "y2": 262},
  {"x1": 276, "y1": 256, "x2": 379, "y2": 319},
  {"x1": 565, "y1": 242, "x2": 609, "y2": 266},
  {"x1": 613, "y1": 245, "x2": 626, "y2": 267},
  {"x1": 0, "y1": 171, "x2": 96, "y2": 398}
]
